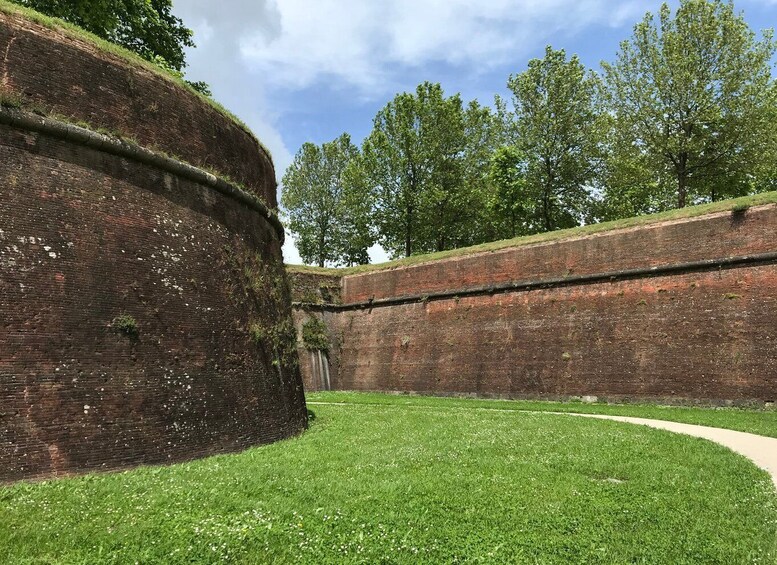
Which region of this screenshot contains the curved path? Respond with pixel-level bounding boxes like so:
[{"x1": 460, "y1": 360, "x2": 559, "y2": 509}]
[{"x1": 551, "y1": 413, "x2": 777, "y2": 489}]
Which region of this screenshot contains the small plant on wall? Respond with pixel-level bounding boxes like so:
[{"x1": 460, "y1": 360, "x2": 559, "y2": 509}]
[
  {"x1": 112, "y1": 314, "x2": 139, "y2": 339},
  {"x1": 249, "y1": 322, "x2": 266, "y2": 344},
  {"x1": 302, "y1": 317, "x2": 329, "y2": 351}
]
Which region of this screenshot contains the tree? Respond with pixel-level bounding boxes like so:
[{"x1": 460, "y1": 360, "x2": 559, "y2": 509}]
[
  {"x1": 336, "y1": 157, "x2": 375, "y2": 266},
  {"x1": 602, "y1": 0, "x2": 777, "y2": 209},
  {"x1": 363, "y1": 82, "x2": 473, "y2": 257},
  {"x1": 281, "y1": 134, "x2": 373, "y2": 268},
  {"x1": 505, "y1": 46, "x2": 600, "y2": 233},
  {"x1": 13, "y1": 0, "x2": 195, "y2": 74},
  {"x1": 461, "y1": 100, "x2": 508, "y2": 244},
  {"x1": 487, "y1": 146, "x2": 530, "y2": 238}
]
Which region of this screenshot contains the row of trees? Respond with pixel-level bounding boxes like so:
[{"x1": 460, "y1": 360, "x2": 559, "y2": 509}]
[{"x1": 283, "y1": 0, "x2": 777, "y2": 266}]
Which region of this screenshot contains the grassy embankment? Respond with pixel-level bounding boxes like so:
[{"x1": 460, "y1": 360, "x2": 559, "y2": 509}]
[
  {"x1": 287, "y1": 191, "x2": 777, "y2": 276},
  {"x1": 309, "y1": 391, "x2": 777, "y2": 438}
]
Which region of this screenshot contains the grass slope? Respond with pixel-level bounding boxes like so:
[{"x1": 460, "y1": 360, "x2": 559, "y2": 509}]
[
  {"x1": 309, "y1": 391, "x2": 777, "y2": 438},
  {"x1": 1, "y1": 398, "x2": 775, "y2": 564},
  {"x1": 286, "y1": 193, "x2": 777, "y2": 276}
]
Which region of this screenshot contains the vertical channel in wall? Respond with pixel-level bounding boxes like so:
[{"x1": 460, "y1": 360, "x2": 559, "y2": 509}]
[{"x1": 287, "y1": 269, "x2": 343, "y2": 392}]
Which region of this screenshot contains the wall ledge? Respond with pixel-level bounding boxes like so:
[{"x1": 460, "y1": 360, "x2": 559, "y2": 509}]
[{"x1": 0, "y1": 107, "x2": 284, "y2": 242}]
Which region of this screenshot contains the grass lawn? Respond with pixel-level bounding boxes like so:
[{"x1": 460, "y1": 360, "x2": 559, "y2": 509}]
[
  {"x1": 1, "y1": 398, "x2": 776, "y2": 564},
  {"x1": 308, "y1": 391, "x2": 777, "y2": 438}
]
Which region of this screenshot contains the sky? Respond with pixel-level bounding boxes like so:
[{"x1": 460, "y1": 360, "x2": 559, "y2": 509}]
[{"x1": 174, "y1": 0, "x2": 777, "y2": 265}]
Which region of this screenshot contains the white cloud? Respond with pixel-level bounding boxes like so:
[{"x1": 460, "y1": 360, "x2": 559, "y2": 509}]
[
  {"x1": 175, "y1": 0, "x2": 293, "y2": 175},
  {"x1": 175, "y1": 0, "x2": 650, "y2": 180},
  {"x1": 240, "y1": 0, "x2": 647, "y2": 93}
]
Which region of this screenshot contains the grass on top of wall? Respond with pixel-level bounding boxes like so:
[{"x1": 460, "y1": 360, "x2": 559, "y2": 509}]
[
  {"x1": 308, "y1": 391, "x2": 777, "y2": 438},
  {"x1": 1, "y1": 398, "x2": 776, "y2": 564},
  {"x1": 0, "y1": 0, "x2": 271, "y2": 159},
  {"x1": 286, "y1": 191, "x2": 777, "y2": 277}
]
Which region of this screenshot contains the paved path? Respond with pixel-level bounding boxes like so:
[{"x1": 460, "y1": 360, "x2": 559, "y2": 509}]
[
  {"x1": 308, "y1": 402, "x2": 777, "y2": 488},
  {"x1": 551, "y1": 412, "x2": 777, "y2": 489}
]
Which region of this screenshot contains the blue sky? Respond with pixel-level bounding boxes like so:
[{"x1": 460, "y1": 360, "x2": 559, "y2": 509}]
[{"x1": 174, "y1": 0, "x2": 777, "y2": 264}]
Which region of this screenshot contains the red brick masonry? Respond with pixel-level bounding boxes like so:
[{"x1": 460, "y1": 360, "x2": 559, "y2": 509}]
[
  {"x1": 0, "y1": 11, "x2": 305, "y2": 482},
  {"x1": 292, "y1": 206, "x2": 777, "y2": 405},
  {"x1": 0, "y1": 11, "x2": 276, "y2": 204}
]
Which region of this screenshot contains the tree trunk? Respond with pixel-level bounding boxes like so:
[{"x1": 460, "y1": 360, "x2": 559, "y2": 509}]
[
  {"x1": 318, "y1": 230, "x2": 326, "y2": 267},
  {"x1": 405, "y1": 205, "x2": 413, "y2": 257},
  {"x1": 543, "y1": 158, "x2": 553, "y2": 232},
  {"x1": 677, "y1": 152, "x2": 688, "y2": 209}
]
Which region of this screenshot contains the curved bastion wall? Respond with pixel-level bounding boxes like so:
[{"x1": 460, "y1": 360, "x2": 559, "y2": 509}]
[
  {"x1": 291, "y1": 203, "x2": 777, "y2": 405},
  {"x1": 0, "y1": 12, "x2": 307, "y2": 483},
  {"x1": 0, "y1": 10, "x2": 276, "y2": 205}
]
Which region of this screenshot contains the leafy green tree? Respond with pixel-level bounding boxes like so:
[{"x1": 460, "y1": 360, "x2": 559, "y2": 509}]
[
  {"x1": 363, "y1": 82, "x2": 474, "y2": 257},
  {"x1": 460, "y1": 100, "x2": 509, "y2": 244},
  {"x1": 602, "y1": 0, "x2": 777, "y2": 210},
  {"x1": 336, "y1": 157, "x2": 375, "y2": 266},
  {"x1": 487, "y1": 146, "x2": 530, "y2": 238},
  {"x1": 592, "y1": 114, "x2": 675, "y2": 221},
  {"x1": 281, "y1": 134, "x2": 373, "y2": 267},
  {"x1": 506, "y1": 46, "x2": 600, "y2": 232},
  {"x1": 13, "y1": 0, "x2": 198, "y2": 79}
]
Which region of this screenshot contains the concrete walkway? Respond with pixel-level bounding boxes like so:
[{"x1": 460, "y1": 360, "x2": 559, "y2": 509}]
[{"x1": 554, "y1": 413, "x2": 777, "y2": 489}]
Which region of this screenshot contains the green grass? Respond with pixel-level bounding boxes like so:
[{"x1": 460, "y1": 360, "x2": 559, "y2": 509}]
[
  {"x1": 2, "y1": 398, "x2": 776, "y2": 563},
  {"x1": 0, "y1": 0, "x2": 271, "y2": 159},
  {"x1": 286, "y1": 192, "x2": 777, "y2": 276},
  {"x1": 309, "y1": 391, "x2": 777, "y2": 438}
]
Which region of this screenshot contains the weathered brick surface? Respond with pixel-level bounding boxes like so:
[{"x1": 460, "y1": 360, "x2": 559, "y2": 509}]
[
  {"x1": 292, "y1": 310, "x2": 340, "y2": 392},
  {"x1": 342, "y1": 207, "x2": 776, "y2": 303},
  {"x1": 294, "y1": 206, "x2": 777, "y2": 404},
  {"x1": 330, "y1": 267, "x2": 776, "y2": 403},
  {"x1": 0, "y1": 121, "x2": 306, "y2": 482},
  {"x1": 0, "y1": 12, "x2": 276, "y2": 205},
  {"x1": 287, "y1": 271, "x2": 342, "y2": 305}
]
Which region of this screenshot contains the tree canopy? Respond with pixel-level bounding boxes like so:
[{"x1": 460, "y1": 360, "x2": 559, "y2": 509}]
[
  {"x1": 281, "y1": 134, "x2": 373, "y2": 268},
  {"x1": 602, "y1": 0, "x2": 776, "y2": 209},
  {"x1": 502, "y1": 46, "x2": 601, "y2": 233},
  {"x1": 283, "y1": 0, "x2": 777, "y2": 266}
]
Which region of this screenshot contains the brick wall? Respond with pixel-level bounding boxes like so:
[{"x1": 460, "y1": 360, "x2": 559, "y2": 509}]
[
  {"x1": 0, "y1": 12, "x2": 306, "y2": 482},
  {"x1": 291, "y1": 205, "x2": 777, "y2": 405},
  {"x1": 0, "y1": 11, "x2": 276, "y2": 205},
  {"x1": 0, "y1": 119, "x2": 307, "y2": 482}
]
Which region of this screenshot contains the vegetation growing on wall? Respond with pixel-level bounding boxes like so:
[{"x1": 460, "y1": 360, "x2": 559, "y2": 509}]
[
  {"x1": 302, "y1": 317, "x2": 329, "y2": 351},
  {"x1": 111, "y1": 313, "x2": 138, "y2": 339},
  {"x1": 223, "y1": 243, "x2": 299, "y2": 375}
]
